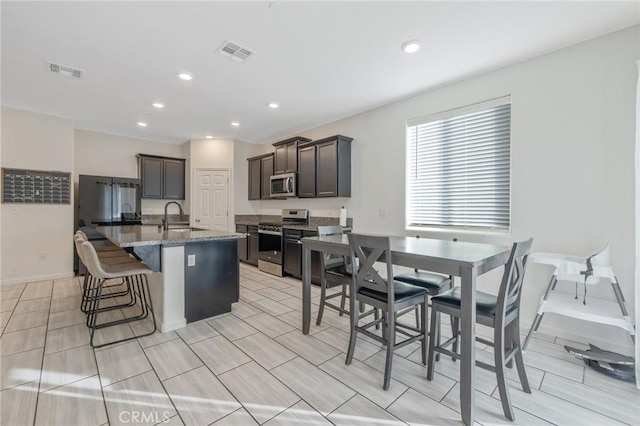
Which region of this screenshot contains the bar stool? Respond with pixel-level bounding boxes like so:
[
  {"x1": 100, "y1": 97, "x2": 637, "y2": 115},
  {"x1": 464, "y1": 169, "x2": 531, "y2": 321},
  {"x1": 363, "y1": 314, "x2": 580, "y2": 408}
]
[
  {"x1": 74, "y1": 233, "x2": 139, "y2": 314},
  {"x1": 80, "y1": 241, "x2": 156, "y2": 348},
  {"x1": 316, "y1": 225, "x2": 352, "y2": 325}
]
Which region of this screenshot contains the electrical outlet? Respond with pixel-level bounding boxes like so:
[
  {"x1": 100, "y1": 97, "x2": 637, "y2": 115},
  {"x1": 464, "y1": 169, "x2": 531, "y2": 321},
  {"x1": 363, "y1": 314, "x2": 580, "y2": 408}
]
[
  {"x1": 379, "y1": 208, "x2": 388, "y2": 217},
  {"x1": 187, "y1": 254, "x2": 196, "y2": 267}
]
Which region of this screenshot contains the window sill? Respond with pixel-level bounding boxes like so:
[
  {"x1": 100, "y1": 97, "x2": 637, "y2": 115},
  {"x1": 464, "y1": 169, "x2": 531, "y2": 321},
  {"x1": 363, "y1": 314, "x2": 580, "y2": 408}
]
[{"x1": 405, "y1": 225, "x2": 511, "y2": 239}]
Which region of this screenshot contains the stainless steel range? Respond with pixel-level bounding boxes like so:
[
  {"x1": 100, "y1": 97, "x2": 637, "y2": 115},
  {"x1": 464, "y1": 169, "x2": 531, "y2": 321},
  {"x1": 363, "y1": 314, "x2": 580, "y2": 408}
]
[{"x1": 258, "y1": 209, "x2": 308, "y2": 276}]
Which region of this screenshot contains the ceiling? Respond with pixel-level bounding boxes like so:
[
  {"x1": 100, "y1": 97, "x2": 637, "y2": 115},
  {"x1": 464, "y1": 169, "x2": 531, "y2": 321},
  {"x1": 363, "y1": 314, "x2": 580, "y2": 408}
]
[{"x1": 2, "y1": 2, "x2": 638, "y2": 145}]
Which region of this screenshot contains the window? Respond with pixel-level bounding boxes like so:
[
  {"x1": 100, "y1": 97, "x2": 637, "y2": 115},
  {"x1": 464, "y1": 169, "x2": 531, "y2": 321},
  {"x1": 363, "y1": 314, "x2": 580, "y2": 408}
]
[{"x1": 406, "y1": 96, "x2": 511, "y2": 232}]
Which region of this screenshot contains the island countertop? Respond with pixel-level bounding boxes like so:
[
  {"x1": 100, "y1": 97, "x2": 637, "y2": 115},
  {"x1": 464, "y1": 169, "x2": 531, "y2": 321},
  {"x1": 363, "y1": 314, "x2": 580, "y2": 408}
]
[{"x1": 96, "y1": 225, "x2": 245, "y2": 248}]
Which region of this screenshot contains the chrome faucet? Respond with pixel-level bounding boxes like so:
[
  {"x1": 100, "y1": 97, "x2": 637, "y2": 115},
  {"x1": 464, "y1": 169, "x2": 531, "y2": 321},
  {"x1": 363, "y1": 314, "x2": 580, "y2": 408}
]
[{"x1": 163, "y1": 201, "x2": 184, "y2": 230}]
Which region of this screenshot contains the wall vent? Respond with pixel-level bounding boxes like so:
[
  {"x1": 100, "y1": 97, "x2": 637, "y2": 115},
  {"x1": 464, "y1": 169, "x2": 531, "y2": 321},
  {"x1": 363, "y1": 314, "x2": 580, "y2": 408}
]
[
  {"x1": 47, "y1": 61, "x2": 83, "y2": 79},
  {"x1": 216, "y1": 40, "x2": 254, "y2": 63}
]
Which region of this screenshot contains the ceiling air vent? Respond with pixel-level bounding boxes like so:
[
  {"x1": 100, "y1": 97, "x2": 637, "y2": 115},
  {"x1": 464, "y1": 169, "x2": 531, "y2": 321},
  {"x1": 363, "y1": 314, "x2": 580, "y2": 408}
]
[
  {"x1": 216, "y1": 40, "x2": 254, "y2": 63},
  {"x1": 47, "y1": 61, "x2": 83, "y2": 79}
]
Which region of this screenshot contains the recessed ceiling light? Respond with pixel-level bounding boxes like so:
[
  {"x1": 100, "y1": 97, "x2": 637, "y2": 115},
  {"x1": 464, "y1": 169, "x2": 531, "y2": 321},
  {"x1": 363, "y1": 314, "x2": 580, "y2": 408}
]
[
  {"x1": 205, "y1": 135, "x2": 213, "y2": 139},
  {"x1": 231, "y1": 121, "x2": 240, "y2": 127},
  {"x1": 152, "y1": 102, "x2": 164, "y2": 109},
  {"x1": 401, "y1": 40, "x2": 421, "y2": 54},
  {"x1": 137, "y1": 122, "x2": 147, "y2": 127},
  {"x1": 177, "y1": 73, "x2": 193, "y2": 81},
  {"x1": 268, "y1": 103, "x2": 279, "y2": 109}
]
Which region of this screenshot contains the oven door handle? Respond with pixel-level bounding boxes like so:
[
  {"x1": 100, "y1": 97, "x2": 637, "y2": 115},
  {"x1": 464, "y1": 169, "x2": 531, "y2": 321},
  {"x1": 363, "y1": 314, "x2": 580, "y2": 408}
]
[{"x1": 258, "y1": 230, "x2": 282, "y2": 236}]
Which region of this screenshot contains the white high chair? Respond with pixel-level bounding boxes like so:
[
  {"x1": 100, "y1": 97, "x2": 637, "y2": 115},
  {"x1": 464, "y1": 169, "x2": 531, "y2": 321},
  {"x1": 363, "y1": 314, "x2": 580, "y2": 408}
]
[{"x1": 522, "y1": 244, "x2": 635, "y2": 350}]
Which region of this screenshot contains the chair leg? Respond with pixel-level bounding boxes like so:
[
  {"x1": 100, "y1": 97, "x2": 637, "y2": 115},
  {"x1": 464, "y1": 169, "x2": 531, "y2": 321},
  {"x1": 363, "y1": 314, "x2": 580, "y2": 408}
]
[
  {"x1": 426, "y1": 304, "x2": 439, "y2": 380},
  {"x1": 316, "y1": 278, "x2": 327, "y2": 326},
  {"x1": 383, "y1": 309, "x2": 395, "y2": 390},
  {"x1": 451, "y1": 316, "x2": 459, "y2": 361},
  {"x1": 494, "y1": 322, "x2": 515, "y2": 421},
  {"x1": 414, "y1": 306, "x2": 420, "y2": 329},
  {"x1": 421, "y1": 298, "x2": 428, "y2": 366},
  {"x1": 374, "y1": 307, "x2": 380, "y2": 330},
  {"x1": 339, "y1": 283, "x2": 347, "y2": 316},
  {"x1": 345, "y1": 293, "x2": 359, "y2": 365},
  {"x1": 512, "y1": 317, "x2": 531, "y2": 393}
]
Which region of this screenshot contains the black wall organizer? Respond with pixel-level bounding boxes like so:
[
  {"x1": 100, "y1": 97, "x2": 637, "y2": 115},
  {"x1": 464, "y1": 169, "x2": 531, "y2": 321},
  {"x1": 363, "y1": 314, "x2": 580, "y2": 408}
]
[{"x1": 2, "y1": 168, "x2": 71, "y2": 204}]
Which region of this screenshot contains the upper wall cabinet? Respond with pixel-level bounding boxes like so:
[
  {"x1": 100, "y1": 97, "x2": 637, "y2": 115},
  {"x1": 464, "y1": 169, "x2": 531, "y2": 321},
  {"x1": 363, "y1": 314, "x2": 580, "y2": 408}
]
[
  {"x1": 300, "y1": 135, "x2": 353, "y2": 198},
  {"x1": 272, "y1": 136, "x2": 311, "y2": 174},
  {"x1": 247, "y1": 153, "x2": 274, "y2": 200},
  {"x1": 138, "y1": 154, "x2": 186, "y2": 199}
]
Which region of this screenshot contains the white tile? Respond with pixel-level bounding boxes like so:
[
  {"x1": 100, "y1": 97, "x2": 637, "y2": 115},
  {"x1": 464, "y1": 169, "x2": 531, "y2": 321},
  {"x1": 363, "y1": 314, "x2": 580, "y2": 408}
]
[
  {"x1": 218, "y1": 361, "x2": 300, "y2": 424},
  {"x1": 263, "y1": 400, "x2": 332, "y2": 426},
  {"x1": 240, "y1": 279, "x2": 269, "y2": 291},
  {"x1": 255, "y1": 287, "x2": 292, "y2": 301},
  {"x1": 540, "y1": 372, "x2": 639, "y2": 425},
  {"x1": 191, "y1": 335, "x2": 251, "y2": 375},
  {"x1": 95, "y1": 340, "x2": 152, "y2": 386},
  {"x1": 313, "y1": 327, "x2": 382, "y2": 361},
  {"x1": 234, "y1": 332, "x2": 297, "y2": 370},
  {"x1": 1, "y1": 325, "x2": 46, "y2": 356},
  {"x1": 49, "y1": 295, "x2": 81, "y2": 313},
  {"x1": 239, "y1": 288, "x2": 267, "y2": 303},
  {"x1": 364, "y1": 350, "x2": 456, "y2": 402},
  {"x1": 4, "y1": 309, "x2": 49, "y2": 332},
  {"x1": 582, "y1": 366, "x2": 640, "y2": 403},
  {"x1": 52, "y1": 278, "x2": 81, "y2": 299},
  {"x1": 35, "y1": 375, "x2": 107, "y2": 426},
  {"x1": 47, "y1": 309, "x2": 86, "y2": 330},
  {"x1": 40, "y1": 345, "x2": 97, "y2": 392},
  {"x1": 0, "y1": 380, "x2": 39, "y2": 426},
  {"x1": 136, "y1": 329, "x2": 179, "y2": 348},
  {"x1": 20, "y1": 280, "x2": 53, "y2": 301},
  {"x1": 327, "y1": 394, "x2": 406, "y2": 426},
  {"x1": 230, "y1": 301, "x2": 263, "y2": 319},
  {"x1": 103, "y1": 371, "x2": 177, "y2": 426},
  {"x1": 387, "y1": 388, "x2": 462, "y2": 426},
  {"x1": 143, "y1": 338, "x2": 202, "y2": 381},
  {"x1": 164, "y1": 365, "x2": 241, "y2": 426},
  {"x1": 13, "y1": 297, "x2": 51, "y2": 314},
  {"x1": 0, "y1": 348, "x2": 43, "y2": 390},
  {"x1": 271, "y1": 357, "x2": 356, "y2": 416},
  {"x1": 276, "y1": 310, "x2": 328, "y2": 335},
  {"x1": 243, "y1": 312, "x2": 296, "y2": 338},
  {"x1": 175, "y1": 320, "x2": 219, "y2": 344},
  {"x1": 0, "y1": 298, "x2": 18, "y2": 313},
  {"x1": 522, "y1": 348, "x2": 584, "y2": 383},
  {"x1": 442, "y1": 383, "x2": 551, "y2": 425},
  {"x1": 275, "y1": 330, "x2": 341, "y2": 366},
  {"x1": 212, "y1": 408, "x2": 258, "y2": 425},
  {"x1": 251, "y1": 298, "x2": 294, "y2": 317},
  {"x1": 319, "y1": 356, "x2": 407, "y2": 409},
  {"x1": 207, "y1": 314, "x2": 258, "y2": 341}
]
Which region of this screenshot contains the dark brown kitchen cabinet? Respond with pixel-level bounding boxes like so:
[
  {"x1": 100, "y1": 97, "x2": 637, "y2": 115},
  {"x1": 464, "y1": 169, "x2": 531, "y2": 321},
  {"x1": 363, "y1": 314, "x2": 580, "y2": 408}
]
[
  {"x1": 316, "y1": 135, "x2": 352, "y2": 197},
  {"x1": 138, "y1": 154, "x2": 185, "y2": 199},
  {"x1": 261, "y1": 154, "x2": 274, "y2": 199},
  {"x1": 247, "y1": 158, "x2": 261, "y2": 200},
  {"x1": 297, "y1": 135, "x2": 352, "y2": 198},
  {"x1": 273, "y1": 136, "x2": 311, "y2": 174},
  {"x1": 297, "y1": 145, "x2": 316, "y2": 198}
]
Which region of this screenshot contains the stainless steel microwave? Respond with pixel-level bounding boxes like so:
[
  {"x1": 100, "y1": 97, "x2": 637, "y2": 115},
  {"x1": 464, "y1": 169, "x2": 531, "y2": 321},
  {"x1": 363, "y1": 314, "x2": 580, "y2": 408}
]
[{"x1": 270, "y1": 173, "x2": 296, "y2": 197}]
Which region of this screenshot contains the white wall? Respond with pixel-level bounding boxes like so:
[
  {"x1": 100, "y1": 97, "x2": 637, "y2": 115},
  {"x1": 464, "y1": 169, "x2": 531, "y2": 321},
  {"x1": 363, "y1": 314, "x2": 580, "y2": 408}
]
[
  {"x1": 237, "y1": 26, "x2": 639, "y2": 351},
  {"x1": 188, "y1": 138, "x2": 235, "y2": 230},
  {"x1": 74, "y1": 129, "x2": 187, "y2": 214},
  {"x1": 1, "y1": 107, "x2": 75, "y2": 284}
]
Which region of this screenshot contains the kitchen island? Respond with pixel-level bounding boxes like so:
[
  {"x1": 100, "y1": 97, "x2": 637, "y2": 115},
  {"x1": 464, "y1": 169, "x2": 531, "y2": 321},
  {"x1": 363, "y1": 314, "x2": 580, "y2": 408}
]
[{"x1": 97, "y1": 225, "x2": 244, "y2": 332}]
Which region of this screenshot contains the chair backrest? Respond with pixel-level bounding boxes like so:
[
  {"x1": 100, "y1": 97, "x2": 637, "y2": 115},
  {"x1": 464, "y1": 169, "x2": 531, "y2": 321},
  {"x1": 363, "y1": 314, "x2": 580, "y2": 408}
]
[
  {"x1": 76, "y1": 230, "x2": 89, "y2": 241},
  {"x1": 80, "y1": 241, "x2": 108, "y2": 279},
  {"x1": 496, "y1": 238, "x2": 533, "y2": 321},
  {"x1": 317, "y1": 225, "x2": 343, "y2": 237},
  {"x1": 348, "y1": 233, "x2": 394, "y2": 305},
  {"x1": 74, "y1": 234, "x2": 87, "y2": 264}
]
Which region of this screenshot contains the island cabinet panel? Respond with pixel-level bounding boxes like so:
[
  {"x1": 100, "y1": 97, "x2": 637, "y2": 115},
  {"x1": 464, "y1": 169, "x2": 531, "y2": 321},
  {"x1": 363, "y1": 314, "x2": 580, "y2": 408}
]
[
  {"x1": 184, "y1": 240, "x2": 239, "y2": 322},
  {"x1": 236, "y1": 224, "x2": 248, "y2": 262},
  {"x1": 247, "y1": 226, "x2": 259, "y2": 265},
  {"x1": 297, "y1": 145, "x2": 316, "y2": 198}
]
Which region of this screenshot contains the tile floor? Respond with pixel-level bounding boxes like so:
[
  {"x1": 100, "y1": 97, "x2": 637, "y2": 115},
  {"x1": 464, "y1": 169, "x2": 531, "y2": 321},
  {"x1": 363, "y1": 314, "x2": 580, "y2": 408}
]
[{"x1": 0, "y1": 264, "x2": 638, "y2": 426}]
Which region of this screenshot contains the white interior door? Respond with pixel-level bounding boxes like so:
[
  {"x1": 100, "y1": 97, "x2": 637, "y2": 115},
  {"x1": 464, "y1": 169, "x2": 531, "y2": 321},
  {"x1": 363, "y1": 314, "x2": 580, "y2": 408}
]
[{"x1": 193, "y1": 169, "x2": 229, "y2": 231}]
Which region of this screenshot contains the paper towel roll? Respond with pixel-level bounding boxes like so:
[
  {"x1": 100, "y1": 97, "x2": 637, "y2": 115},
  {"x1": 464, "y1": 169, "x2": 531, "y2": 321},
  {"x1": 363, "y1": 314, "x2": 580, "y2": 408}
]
[{"x1": 339, "y1": 206, "x2": 347, "y2": 226}]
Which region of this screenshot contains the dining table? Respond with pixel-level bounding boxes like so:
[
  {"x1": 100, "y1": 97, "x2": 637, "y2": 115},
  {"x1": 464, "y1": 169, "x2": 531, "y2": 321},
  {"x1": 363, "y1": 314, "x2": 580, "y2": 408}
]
[{"x1": 301, "y1": 234, "x2": 511, "y2": 426}]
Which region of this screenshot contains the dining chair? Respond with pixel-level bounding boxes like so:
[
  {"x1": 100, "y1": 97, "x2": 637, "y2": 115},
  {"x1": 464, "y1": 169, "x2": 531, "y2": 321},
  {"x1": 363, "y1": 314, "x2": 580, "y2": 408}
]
[
  {"x1": 346, "y1": 233, "x2": 429, "y2": 390},
  {"x1": 426, "y1": 238, "x2": 533, "y2": 420},
  {"x1": 316, "y1": 225, "x2": 351, "y2": 325}
]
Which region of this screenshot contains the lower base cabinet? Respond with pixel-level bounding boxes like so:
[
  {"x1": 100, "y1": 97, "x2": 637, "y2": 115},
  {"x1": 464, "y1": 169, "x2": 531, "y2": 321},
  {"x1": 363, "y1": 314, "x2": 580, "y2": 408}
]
[{"x1": 283, "y1": 229, "x2": 321, "y2": 284}]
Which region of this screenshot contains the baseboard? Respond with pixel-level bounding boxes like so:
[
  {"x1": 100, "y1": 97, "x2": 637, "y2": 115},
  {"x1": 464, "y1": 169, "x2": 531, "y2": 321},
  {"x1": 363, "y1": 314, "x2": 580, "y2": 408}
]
[
  {"x1": 1, "y1": 272, "x2": 75, "y2": 286},
  {"x1": 160, "y1": 317, "x2": 187, "y2": 333}
]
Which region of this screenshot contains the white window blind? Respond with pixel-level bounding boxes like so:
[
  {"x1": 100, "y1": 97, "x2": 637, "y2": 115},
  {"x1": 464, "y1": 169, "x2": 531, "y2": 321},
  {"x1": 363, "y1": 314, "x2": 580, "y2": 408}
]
[{"x1": 407, "y1": 97, "x2": 511, "y2": 231}]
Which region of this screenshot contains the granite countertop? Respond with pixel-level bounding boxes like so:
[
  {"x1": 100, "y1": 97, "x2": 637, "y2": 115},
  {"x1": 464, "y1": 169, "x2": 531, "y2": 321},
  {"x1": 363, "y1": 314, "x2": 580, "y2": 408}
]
[
  {"x1": 235, "y1": 215, "x2": 353, "y2": 232},
  {"x1": 97, "y1": 225, "x2": 244, "y2": 247}
]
